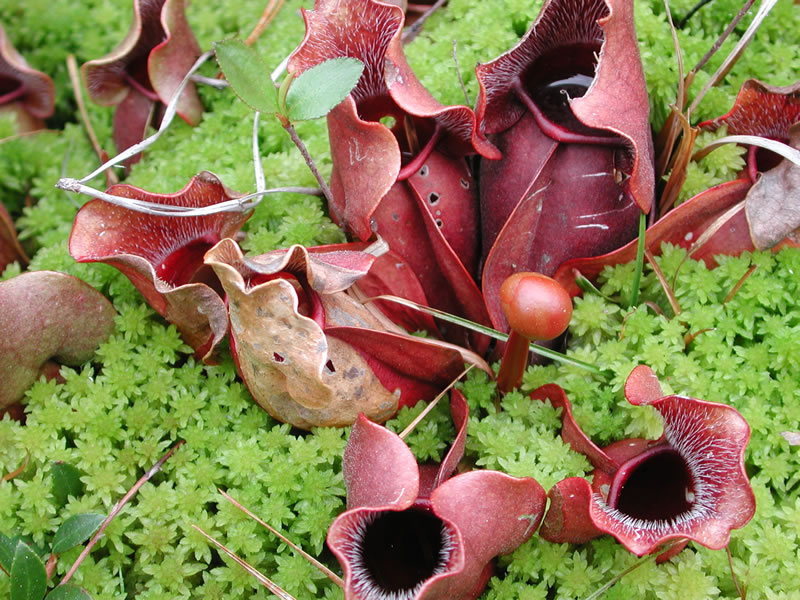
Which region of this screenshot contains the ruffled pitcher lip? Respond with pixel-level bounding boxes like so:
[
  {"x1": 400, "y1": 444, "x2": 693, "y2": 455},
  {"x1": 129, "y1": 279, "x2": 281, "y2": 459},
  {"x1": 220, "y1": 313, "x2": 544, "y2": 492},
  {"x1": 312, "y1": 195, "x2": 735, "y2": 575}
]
[
  {"x1": 327, "y1": 391, "x2": 547, "y2": 599},
  {"x1": 536, "y1": 365, "x2": 756, "y2": 557}
]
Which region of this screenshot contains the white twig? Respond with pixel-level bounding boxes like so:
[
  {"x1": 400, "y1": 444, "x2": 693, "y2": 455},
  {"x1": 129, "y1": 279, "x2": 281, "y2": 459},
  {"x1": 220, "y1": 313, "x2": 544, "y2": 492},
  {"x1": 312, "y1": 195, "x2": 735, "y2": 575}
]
[
  {"x1": 693, "y1": 135, "x2": 800, "y2": 167},
  {"x1": 253, "y1": 112, "x2": 266, "y2": 193},
  {"x1": 191, "y1": 74, "x2": 229, "y2": 89},
  {"x1": 73, "y1": 50, "x2": 215, "y2": 184},
  {"x1": 271, "y1": 54, "x2": 290, "y2": 84},
  {"x1": 54, "y1": 178, "x2": 321, "y2": 217}
]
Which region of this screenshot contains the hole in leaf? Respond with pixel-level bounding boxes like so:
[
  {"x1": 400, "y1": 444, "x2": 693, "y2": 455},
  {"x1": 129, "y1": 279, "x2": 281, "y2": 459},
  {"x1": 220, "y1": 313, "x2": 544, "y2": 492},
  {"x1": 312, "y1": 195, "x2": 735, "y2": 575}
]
[
  {"x1": 324, "y1": 359, "x2": 336, "y2": 374},
  {"x1": 435, "y1": 219, "x2": 443, "y2": 228},
  {"x1": 419, "y1": 164, "x2": 429, "y2": 177},
  {"x1": 427, "y1": 192, "x2": 440, "y2": 205},
  {"x1": 273, "y1": 352, "x2": 285, "y2": 363}
]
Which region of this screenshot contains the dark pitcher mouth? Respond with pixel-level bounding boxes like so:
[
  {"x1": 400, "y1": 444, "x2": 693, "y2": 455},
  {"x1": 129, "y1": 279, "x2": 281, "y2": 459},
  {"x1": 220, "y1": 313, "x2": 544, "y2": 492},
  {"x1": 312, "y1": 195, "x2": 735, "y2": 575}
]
[
  {"x1": 0, "y1": 74, "x2": 26, "y2": 105},
  {"x1": 347, "y1": 508, "x2": 455, "y2": 600},
  {"x1": 157, "y1": 235, "x2": 221, "y2": 289},
  {"x1": 516, "y1": 43, "x2": 624, "y2": 146},
  {"x1": 607, "y1": 445, "x2": 697, "y2": 524}
]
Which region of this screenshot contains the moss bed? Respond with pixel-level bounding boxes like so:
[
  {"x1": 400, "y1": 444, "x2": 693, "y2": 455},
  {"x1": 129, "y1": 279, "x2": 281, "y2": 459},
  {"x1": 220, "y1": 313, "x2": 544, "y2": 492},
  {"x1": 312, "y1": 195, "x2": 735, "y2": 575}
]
[{"x1": 1, "y1": 0, "x2": 799, "y2": 598}]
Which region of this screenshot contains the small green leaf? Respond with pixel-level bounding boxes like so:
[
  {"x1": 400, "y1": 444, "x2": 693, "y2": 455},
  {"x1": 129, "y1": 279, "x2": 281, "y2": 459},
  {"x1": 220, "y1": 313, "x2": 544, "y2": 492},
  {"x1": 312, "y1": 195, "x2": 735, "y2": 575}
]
[
  {"x1": 1, "y1": 530, "x2": 16, "y2": 572},
  {"x1": 50, "y1": 463, "x2": 83, "y2": 508},
  {"x1": 214, "y1": 39, "x2": 277, "y2": 114},
  {"x1": 10, "y1": 541, "x2": 47, "y2": 600},
  {"x1": 285, "y1": 58, "x2": 364, "y2": 121},
  {"x1": 51, "y1": 514, "x2": 104, "y2": 555},
  {"x1": 46, "y1": 584, "x2": 93, "y2": 600}
]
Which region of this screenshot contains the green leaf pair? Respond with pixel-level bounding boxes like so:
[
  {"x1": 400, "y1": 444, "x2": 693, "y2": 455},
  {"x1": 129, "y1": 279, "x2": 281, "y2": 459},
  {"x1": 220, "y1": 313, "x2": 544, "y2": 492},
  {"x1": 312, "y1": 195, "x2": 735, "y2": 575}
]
[
  {"x1": 1, "y1": 513, "x2": 103, "y2": 600},
  {"x1": 214, "y1": 39, "x2": 364, "y2": 122},
  {"x1": 51, "y1": 514, "x2": 104, "y2": 555}
]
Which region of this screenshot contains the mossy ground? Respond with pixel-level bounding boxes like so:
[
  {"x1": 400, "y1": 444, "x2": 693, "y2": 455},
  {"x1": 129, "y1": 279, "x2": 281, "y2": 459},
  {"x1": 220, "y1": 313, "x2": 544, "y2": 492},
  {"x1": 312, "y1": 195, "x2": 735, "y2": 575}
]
[{"x1": 1, "y1": 0, "x2": 799, "y2": 598}]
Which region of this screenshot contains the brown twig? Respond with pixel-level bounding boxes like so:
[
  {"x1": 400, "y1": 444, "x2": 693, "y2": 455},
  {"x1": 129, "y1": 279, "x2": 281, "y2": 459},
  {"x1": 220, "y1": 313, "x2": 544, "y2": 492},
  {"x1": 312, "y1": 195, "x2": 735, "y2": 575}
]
[
  {"x1": 645, "y1": 248, "x2": 682, "y2": 315},
  {"x1": 687, "y1": 0, "x2": 777, "y2": 116},
  {"x1": 66, "y1": 54, "x2": 118, "y2": 186},
  {"x1": 191, "y1": 524, "x2": 296, "y2": 600},
  {"x1": 690, "y1": 0, "x2": 757, "y2": 73},
  {"x1": 684, "y1": 327, "x2": 714, "y2": 346},
  {"x1": 245, "y1": 0, "x2": 286, "y2": 46},
  {"x1": 658, "y1": 111, "x2": 698, "y2": 214},
  {"x1": 676, "y1": 0, "x2": 713, "y2": 29},
  {"x1": 400, "y1": 364, "x2": 474, "y2": 439},
  {"x1": 2, "y1": 451, "x2": 29, "y2": 482},
  {"x1": 218, "y1": 489, "x2": 344, "y2": 588},
  {"x1": 726, "y1": 545, "x2": 746, "y2": 600},
  {"x1": 402, "y1": 0, "x2": 448, "y2": 43},
  {"x1": 451, "y1": 40, "x2": 471, "y2": 106},
  {"x1": 723, "y1": 264, "x2": 758, "y2": 305},
  {"x1": 58, "y1": 440, "x2": 185, "y2": 586}
]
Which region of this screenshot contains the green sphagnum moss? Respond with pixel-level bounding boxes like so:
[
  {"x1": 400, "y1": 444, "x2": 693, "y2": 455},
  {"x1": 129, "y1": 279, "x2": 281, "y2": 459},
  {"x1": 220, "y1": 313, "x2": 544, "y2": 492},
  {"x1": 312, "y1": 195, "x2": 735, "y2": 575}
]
[{"x1": 1, "y1": 0, "x2": 799, "y2": 598}]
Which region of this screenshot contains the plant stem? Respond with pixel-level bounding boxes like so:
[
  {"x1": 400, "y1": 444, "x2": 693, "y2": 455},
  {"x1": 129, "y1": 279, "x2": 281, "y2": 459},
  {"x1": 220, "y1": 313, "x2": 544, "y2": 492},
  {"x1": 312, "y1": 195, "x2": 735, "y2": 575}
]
[
  {"x1": 676, "y1": 0, "x2": 712, "y2": 29},
  {"x1": 687, "y1": 0, "x2": 777, "y2": 116},
  {"x1": 496, "y1": 330, "x2": 531, "y2": 397},
  {"x1": 191, "y1": 525, "x2": 296, "y2": 600},
  {"x1": 402, "y1": 0, "x2": 448, "y2": 43},
  {"x1": 645, "y1": 248, "x2": 681, "y2": 315},
  {"x1": 451, "y1": 40, "x2": 471, "y2": 106},
  {"x1": 628, "y1": 210, "x2": 647, "y2": 307},
  {"x1": 282, "y1": 120, "x2": 335, "y2": 208},
  {"x1": 723, "y1": 264, "x2": 758, "y2": 305}
]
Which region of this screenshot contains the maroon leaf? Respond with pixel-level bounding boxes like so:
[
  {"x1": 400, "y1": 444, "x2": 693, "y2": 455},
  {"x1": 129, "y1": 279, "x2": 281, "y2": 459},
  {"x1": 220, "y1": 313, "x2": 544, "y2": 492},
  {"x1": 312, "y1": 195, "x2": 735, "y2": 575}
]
[
  {"x1": 69, "y1": 171, "x2": 250, "y2": 362},
  {"x1": 699, "y1": 79, "x2": 800, "y2": 141},
  {"x1": 553, "y1": 179, "x2": 753, "y2": 295},
  {"x1": 0, "y1": 271, "x2": 115, "y2": 409},
  {"x1": 327, "y1": 390, "x2": 546, "y2": 600},
  {"x1": 82, "y1": 0, "x2": 202, "y2": 161},
  {"x1": 535, "y1": 366, "x2": 755, "y2": 557},
  {"x1": 0, "y1": 24, "x2": 54, "y2": 133},
  {"x1": 204, "y1": 239, "x2": 489, "y2": 429},
  {"x1": 352, "y1": 249, "x2": 440, "y2": 335},
  {"x1": 475, "y1": 0, "x2": 654, "y2": 330},
  {"x1": 555, "y1": 79, "x2": 800, "y2": 294},
  {"x1": 288, "y1": 0, "x2": 495, "y2": 348}
]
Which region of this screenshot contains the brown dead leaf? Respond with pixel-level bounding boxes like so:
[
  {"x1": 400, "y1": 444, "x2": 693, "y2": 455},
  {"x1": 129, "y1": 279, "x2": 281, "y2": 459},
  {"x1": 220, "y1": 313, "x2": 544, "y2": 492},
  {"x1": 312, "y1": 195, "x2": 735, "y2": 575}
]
[{"x1": 745, "y1": 124, "x2": 800, "y2": 249}]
